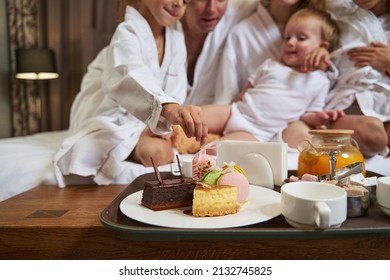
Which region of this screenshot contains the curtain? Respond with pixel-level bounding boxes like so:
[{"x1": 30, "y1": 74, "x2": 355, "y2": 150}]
[
  {"x1": 39, "y1": 0, "x2": 119, "y2": 131},
  {"x1": 6, "y1": 0, "x2": 119, "y2": 134},
  {"x1": 7, "y1": 0, "x2": 40, "y2": 136}
]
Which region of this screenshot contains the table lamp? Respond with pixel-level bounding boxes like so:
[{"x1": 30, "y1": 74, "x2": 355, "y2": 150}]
[
  {"x1": 15, "y1": 48, "x2": 59, "y2": 131},
  {"x1": 15, "y1": 48, "x2": 59, "y2": 80}
]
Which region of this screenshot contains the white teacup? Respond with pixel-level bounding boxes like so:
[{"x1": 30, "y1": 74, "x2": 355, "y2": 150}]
[
  {"x1": 171, "y1": 155, "x2": 193, "y2": 178},
  {"x1": 377, "y1": 177, "x2": 390, "y2": 216},
  {"x1": 281, "y1": 182, "x2": 347, "y2": 229}
]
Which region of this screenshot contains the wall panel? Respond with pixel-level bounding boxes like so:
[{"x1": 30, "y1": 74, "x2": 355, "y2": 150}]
[{"x1": 39, "y1": 0, "x2": 118, "y2": 130}]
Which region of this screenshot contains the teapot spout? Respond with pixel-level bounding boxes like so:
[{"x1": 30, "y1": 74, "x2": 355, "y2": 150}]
[
  {"x1": 333, "y1": 162, "x2": 365, "y2": 181},
  {"x1": 317, "y1": 162, "x2": 365, "y2": 181}
]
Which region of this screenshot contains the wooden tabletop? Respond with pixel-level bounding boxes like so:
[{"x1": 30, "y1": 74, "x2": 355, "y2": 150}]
[
  {"x1": 0, "y1": 184, "x2": 125, "y2": 228},
  {"x1": 1, "y1": 184, "x2": 390, "y2": 260}
]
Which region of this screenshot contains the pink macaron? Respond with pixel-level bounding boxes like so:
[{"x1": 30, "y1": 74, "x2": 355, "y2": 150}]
[{"x1": 217, "y1": 172, "x2": 249, "y2": 203}]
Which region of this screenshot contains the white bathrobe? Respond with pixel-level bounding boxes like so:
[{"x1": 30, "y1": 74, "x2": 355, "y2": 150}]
[
  {"x1": 53, "y1": 6, "x2": 187, "y2": 187},
  {"x1": 224, "y1": 59, "x2": 334, "y2": 142},
  {"x1": 182, "y1": 0, "x2": 258, "y2": 105},
  {"x1": 325, "y1": 1, "x2": 390, "y2": 122},
  {"x1": 214, "y1": 2, "x2": 282, "y2": 104}
]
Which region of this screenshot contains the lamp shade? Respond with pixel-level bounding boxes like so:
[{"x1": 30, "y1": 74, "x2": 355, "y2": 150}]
[{"x1": 15, "y1": 48, "x2": 59, "y2": 80}]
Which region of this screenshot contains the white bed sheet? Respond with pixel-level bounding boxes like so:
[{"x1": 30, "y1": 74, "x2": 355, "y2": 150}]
[
  {"x1": 0, "y1": 130, "x2": 389, "y2": 202},
  {"x1": 0, "y1": 130, "x2": 171, "y2": 202}
]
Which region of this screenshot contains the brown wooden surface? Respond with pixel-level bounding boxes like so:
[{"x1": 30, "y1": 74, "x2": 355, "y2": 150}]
[{"x1": 1, "y1": 182, "x2": 390, "y2": 260}]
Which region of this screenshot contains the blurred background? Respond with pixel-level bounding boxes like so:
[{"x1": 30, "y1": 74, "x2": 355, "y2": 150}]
[{"x1": 0, "y1": 0, "x2": 120, "y2": 138}]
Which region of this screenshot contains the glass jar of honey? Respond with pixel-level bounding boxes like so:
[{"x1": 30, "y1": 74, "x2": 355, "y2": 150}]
[{"x1": 297, "y1": 129, "x2": 365, "y2": 177}]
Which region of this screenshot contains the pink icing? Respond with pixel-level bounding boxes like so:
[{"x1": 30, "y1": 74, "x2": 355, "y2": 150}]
[
  {"x1": 192, "y1": 152, "x2": 216, "y2": 180},
  {"x1": 217, "y1": 172, "x2": 249, "y2": 203}
]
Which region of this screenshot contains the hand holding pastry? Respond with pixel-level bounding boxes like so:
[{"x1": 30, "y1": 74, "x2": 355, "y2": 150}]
[{"x1": 162, "y1": 103, "x2": 208, "y2": 145}]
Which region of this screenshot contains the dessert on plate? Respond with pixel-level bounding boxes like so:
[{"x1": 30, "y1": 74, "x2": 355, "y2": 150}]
[
  {"x1": 141, "y1": 177, "x2": 196, "y2": 211},
  {"x1": 192, "y1": 162, "x2": 250, "y2": 217},
  {"x1": 141, "y1": 156, "x2": 196, "y2": 211},
  {"x1": 141, "y1": 157, "x2": 250, "y2": 218}
]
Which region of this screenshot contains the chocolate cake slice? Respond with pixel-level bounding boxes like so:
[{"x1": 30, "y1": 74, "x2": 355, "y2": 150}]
[{"x1": 141, "y1": 178, "x2": 196, "y2": 211}]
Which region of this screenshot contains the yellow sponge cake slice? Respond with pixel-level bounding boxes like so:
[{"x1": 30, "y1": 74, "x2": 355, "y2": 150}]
[{"x1": 192, "y1": 183, "x2": 240, "y2": 217}]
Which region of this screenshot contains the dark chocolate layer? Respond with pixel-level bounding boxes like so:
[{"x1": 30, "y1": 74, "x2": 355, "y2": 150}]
[{"x1": 141, "y1": 178, "x2": 196, "y2": 211}]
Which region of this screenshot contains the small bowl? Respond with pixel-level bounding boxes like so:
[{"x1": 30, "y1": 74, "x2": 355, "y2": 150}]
[
  {"x1": 363, "y1": 184, "x2": 376, "y2": 204},
  {"x1": 347, "y1": 193, "x2": 370, "y2": 218}
]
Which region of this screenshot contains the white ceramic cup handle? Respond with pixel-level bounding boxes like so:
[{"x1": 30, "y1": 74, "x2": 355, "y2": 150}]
[
  {"x1": 314, "y1": 202, "x2": 331, "y2": 229},
  {"x1": 170, "y1": 163, "x2": 181, "y2": 176}
]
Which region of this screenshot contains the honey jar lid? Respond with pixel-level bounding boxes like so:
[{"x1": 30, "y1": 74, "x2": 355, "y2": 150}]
[{"x1": 309, "y1": 129, "x2": 354, "y2": 136}]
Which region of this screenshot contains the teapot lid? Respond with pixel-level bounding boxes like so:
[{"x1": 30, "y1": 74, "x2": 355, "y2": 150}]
[{"x1": 309, "y1": 129, "x2": 354, "y2": 136}]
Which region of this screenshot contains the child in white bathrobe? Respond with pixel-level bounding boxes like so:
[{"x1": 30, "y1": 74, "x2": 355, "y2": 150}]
[
  {"x1": 325, "y1": 0, "x2": 390, "y2": 157},
  {"x1": 54, "y1": 0, "x2": 207, "y2": 187},
  {"x1": 202, "y1": 8, "x2": 344, "y2": 147}
]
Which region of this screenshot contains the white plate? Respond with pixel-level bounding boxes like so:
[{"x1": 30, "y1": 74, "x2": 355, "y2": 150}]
[{"x1": 119, "y1": 185, "x2": 281, "y2": 229}]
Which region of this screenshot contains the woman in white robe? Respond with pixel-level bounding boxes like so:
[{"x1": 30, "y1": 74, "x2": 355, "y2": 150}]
[
  {"x1": 54, "y1": 2, "x2": 206, "y2": 187},
  {"x1": 213, "y1": 0, "x2": 329, "y2": 149},
  {"x1": 325, "y1": 0, "x2": 390, "y2": 156},
  {"x1": 214, "y1": 0, "x2": 327, "y2": 104},
  {"x1": 203, "y1": 7, "x2": 343, "y2": 147}
]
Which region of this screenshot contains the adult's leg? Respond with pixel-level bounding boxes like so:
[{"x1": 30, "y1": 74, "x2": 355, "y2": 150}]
[
  {"x1": 282, "y1": 120, "x2": 311, "y2": 150},
  {"x1": 329, "y1": 115, "x2": 387, "y2": 157},
  {"x1": 132, "y1": 128, "x2": 174, "y2": 167}
]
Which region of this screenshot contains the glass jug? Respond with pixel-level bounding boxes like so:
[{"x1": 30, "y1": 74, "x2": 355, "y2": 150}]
[{"x1": 297, "y1": 129, "x2": 365, "y2": 177}]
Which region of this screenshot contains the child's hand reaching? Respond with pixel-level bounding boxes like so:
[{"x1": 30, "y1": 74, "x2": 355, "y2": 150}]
[
  {"x1": 300, "y1": 110, "x2": 345, "y2": 127},
  {"x1": 161, "y1": 103, "x2": 208, "y2": 145},
  {"x1": 302, "y1": 47, "x2": 331, "y2": 72},
  {"x1": 348, "y1": 42, "x2": 390, "y2": 74}
]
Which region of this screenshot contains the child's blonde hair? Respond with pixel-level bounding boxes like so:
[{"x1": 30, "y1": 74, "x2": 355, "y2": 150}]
[{"x1": 289, "y1": 8, "x2": 340, "y2": 52}]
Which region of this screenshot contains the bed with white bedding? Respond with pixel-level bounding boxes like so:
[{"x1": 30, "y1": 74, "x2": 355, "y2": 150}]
[
  {"x1": 0, "y1": 130, "x2": 169, "y2": 202},
  {"x1": 0, "y1": 130, "x2": 389, "y2": 202}
]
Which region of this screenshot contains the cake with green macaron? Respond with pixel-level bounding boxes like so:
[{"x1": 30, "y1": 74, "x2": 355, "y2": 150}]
[{"x1": 192, "y1": 162, "x2": 250, "y2": 217}]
